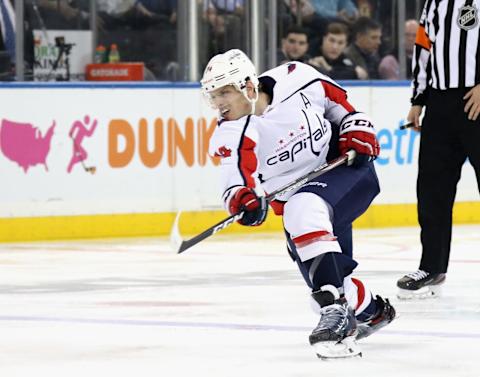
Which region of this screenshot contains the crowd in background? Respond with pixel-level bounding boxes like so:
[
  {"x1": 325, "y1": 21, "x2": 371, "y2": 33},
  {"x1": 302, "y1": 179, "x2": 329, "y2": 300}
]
[{"x1": 0, "y1": 0, "x2": 421, "y2": 81}]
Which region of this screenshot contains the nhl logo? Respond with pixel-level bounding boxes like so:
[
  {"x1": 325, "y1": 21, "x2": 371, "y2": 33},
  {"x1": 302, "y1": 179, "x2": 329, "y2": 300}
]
[{"x1": 457, "y1": 5, "x2": 479, "y2": 30}]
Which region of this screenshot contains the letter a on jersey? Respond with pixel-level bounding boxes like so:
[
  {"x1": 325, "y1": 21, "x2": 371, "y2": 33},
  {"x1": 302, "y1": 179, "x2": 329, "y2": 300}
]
[{"x1": 300, "y1": 92, "x2": 311, "y2": 108}]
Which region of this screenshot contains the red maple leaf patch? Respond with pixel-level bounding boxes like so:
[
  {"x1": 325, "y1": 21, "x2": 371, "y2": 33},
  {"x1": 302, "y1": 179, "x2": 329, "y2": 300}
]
[{"x1": 215, "y1": 146, "x2": 232, "y2": 158}]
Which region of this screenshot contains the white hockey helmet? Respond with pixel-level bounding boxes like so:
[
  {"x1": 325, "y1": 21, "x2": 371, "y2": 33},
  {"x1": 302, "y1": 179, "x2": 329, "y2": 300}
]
[{"x1": 201, "y1": 49, "x2": 259, "y2": 111}]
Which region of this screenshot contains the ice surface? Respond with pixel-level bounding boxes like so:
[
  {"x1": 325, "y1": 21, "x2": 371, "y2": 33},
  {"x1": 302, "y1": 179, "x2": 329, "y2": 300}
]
[{"x1": 0, "y1": 225, "x2": 479, "y2": 377}]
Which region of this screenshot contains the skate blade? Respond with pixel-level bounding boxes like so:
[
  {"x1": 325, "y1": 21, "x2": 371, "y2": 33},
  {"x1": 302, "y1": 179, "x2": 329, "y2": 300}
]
[
  {"x1": 356, "y1": 316, "x2": 395, "y2": 341},
  {"x1": 356, "y1": 324, "x2": 374, "y2": 341},
  {"x1": 312, "y1": 336, "x2": 362, "y2": 360},
  {"x1": 397, "y1": 285, "x2": 442, "y2": 300}
]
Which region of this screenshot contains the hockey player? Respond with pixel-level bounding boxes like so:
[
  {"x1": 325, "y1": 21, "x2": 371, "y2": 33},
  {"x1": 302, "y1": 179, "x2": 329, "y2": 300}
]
[{"x1": 202, "y1": 49, "x2": 395, "y2": 359}]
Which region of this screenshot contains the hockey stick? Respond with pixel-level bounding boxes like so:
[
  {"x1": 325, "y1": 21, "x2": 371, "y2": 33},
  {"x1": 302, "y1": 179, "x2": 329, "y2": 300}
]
[{"x1": 170, "y1": 150, "x2": 356, "y2": 254}]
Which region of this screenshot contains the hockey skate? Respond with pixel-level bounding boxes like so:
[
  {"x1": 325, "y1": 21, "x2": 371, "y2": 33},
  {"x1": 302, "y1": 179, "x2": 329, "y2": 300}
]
[
  {"x1": 397, "y1": 270, "x2": 446, "y2": 299},
  {"x1": 309, "y1": 287, "x2": 361, "y2": 359},
  {"x1": 356, "y1": 295, "x2": 396, "y2": 340}
]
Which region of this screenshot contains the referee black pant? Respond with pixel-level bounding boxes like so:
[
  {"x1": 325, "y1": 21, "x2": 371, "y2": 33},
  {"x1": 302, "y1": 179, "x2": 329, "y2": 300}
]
[{"x1": 418, "y1": 88, "x2": 480, "y2": 273}]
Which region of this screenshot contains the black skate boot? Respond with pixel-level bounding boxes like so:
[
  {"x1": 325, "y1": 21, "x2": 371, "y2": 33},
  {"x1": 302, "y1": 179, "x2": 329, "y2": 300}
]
[
  {"x1": 309, "y1": 286, "x2": 361, "y2": 359},
  {"x1": 397, "y1": 270, "x2": 446, "y2": 299},
  {"x1": 356, "y1": 295, "x2": 396, "y2": 340}
]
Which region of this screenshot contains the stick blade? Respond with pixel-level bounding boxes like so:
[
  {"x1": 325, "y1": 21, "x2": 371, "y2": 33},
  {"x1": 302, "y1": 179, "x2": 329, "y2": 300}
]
[{"x1": 170, "y1": 211, "x2": 184, "y2": 254}]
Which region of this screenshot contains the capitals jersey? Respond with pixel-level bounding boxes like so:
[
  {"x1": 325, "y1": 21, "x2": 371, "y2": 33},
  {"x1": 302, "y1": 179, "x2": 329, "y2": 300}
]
[{"x1": 208, "y1": 62, "x2": 373, "y2": 215}]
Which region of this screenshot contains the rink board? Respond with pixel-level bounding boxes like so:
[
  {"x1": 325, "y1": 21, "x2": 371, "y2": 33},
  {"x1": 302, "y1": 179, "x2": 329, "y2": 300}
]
[
  {"x1": 0, "y1": 82, "x2": 478, "y2": 242},
  {"x1": 1, "y1": 201, "x2": 480, "y2": 242}
]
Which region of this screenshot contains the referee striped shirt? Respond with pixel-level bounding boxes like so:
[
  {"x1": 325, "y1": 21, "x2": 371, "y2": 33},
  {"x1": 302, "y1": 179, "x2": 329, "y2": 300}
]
[{"x1": 412, "y1": 0, "x2": 480, "y2": 105}]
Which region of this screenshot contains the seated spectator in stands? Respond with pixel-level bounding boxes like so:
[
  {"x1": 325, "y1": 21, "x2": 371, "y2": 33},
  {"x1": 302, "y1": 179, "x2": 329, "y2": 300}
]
[
  {"x1": 378, "y1": 19, "x2": 419, "y2": 80},
  {"x1": 310, "y1": 0, "x2": 358, "y2": 24},
  {"x1": 135, "y1": 0, "x2": 177, "y2": 29},
  {"x1": 277, "y1": 25, "x2": 311, "y2": 64},
  {"x1": 403, "y1": 18, "x2": 419, "y2": 78},
  {"x1": 203, "y1": 0, "x2": 245, "y2": 53},
  {"x1": 280, "y1": 1, "x2": 323, "y2": 54},
  {"x1": 97, "y1": 0, "x2": 137, "y2": 29},
  {"x1": 283, "y1": 0, "x2": 315, "y2": 25},
  {"x1": 356, "y1": 0, "x2": 375, "y2": 18},
  {"x1": 33, "y1": 0, "x2": 91, "y2": 29},
  {"x1": 309, "y1": 22, "x2": 367, "y2": 80},
  {"x1": 344, "y1": 16, "x2": 381, "y2": 79},
  {"x1": 284, "y1": 0, "x2": 357, "y2": 48},
  {"x1": 204, "y1": 0, "x2": 244, "y2": 17},
  {"x1": 133, "y1": 0, "x2": 178, "y2": 80}
]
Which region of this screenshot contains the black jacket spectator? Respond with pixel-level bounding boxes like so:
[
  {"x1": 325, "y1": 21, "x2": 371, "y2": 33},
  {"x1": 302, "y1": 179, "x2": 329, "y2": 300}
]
[{"x1": 344, "y1": 17, "x2": 382, "y2": 79}]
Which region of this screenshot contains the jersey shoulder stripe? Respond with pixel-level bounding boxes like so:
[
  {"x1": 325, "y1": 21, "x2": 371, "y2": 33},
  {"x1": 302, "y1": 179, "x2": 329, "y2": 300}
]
[
  {"x1": 208, "y1": 114, "x2": 258, "y2": 158},
  {"x1": 259, "y1": 61, "x2": 345, "y2": 106},
  {"x1": 237, "y1": 115, "x2": 257, "y2": 188}
]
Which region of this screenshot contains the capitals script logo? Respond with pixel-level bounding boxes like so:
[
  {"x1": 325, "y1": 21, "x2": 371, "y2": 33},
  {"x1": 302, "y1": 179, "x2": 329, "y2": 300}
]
[{"x1": 215, "y1": 146, "x2": 232, "y2": 158}]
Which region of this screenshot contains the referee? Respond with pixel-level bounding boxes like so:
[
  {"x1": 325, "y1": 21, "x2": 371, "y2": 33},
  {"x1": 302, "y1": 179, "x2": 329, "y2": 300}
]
[{"x1": 397, "y1": 0, "x2": 480, "y2": 299}]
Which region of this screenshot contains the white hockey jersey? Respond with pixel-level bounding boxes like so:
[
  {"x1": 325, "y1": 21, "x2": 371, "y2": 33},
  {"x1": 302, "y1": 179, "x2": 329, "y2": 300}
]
[{"x1": 208, "y1": 62, "x2": 369, "y2": 215}]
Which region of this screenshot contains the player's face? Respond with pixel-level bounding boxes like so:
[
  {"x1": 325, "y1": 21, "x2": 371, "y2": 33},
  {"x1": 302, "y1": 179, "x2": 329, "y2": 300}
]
[
  {"x1": 209, "y1": 85, "x2": 251, "y2": 121},
  {"x1": 322, "y1": 33, "x2": 347, "y2": 60}
]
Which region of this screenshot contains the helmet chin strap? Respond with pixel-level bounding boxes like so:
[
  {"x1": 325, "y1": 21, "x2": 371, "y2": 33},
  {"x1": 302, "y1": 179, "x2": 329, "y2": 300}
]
[
  {"x1": 249, "y1": 92, "x2": 258, "y2": 115},
  {"x1": 241, "y1": 87, "x2": 258, "y2": 115},
  {"x1": 209, "y1": 84, "x2": 258, "y2": 119}
]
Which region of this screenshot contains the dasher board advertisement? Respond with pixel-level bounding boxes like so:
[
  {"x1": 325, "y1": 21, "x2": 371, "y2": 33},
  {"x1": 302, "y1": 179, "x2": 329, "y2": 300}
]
[{"x1": 0, "y1": 84, "x2": 477, "y2": 218}]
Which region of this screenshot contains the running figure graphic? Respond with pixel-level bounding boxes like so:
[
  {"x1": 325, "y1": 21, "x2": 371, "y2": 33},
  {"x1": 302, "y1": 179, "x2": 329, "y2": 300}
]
[{"x1": 67, "y1": 115, "x2": 98, "y2": 173}]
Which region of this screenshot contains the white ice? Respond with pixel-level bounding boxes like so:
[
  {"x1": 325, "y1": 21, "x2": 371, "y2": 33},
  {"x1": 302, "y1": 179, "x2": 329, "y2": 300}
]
[{"x1": 0, "y1": 225, "x2": 479, "y2": 377}]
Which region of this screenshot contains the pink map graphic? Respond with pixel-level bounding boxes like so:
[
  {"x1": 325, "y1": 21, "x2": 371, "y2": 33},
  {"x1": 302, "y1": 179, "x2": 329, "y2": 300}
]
[{"x1": 0, "y1": 119, "x2": 56, "y2": 173}]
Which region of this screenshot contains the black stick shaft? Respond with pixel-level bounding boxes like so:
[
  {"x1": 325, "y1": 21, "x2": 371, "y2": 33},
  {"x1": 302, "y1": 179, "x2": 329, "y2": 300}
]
[{"x1": 176, "y1": 152, "x2": 352, "y2": 254}]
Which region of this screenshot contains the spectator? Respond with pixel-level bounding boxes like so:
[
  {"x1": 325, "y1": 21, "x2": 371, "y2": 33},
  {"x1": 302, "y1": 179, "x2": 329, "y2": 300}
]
[
  {"x1": 33, "y1": 0, "x2": 91, "y2": 29},
  {"x1": 309, "y1": 22, "x2": 367, "y2": 80},
  {"x1": 94, "y1": 0, "x2": 178, "y2": 80},
  {"x1": 277, "y1": 25, "x2": 311, "y2": 64},
  {"x1": 135, "y1": 0, "x2": 177, "y2": 29},
  {"x1": 133, "y1": 0, "x2": 177, "y2": 79},
  {"x1": 286, "y1": 0, "x2": 358, "y2": 49},
  {"x1": 356, "y1": 0, "x2": 375, "y2": 18},
  {"x1": 203, "y1": 0, "x2": 245, "y2": 54},
  {"x1": 280, "y1": 1, "x2": 323, "y2": 55},
  {"x1": 0, "y1": 0, "x2": 15, "y2": 80},
  {"x1": 403, "y1": 19, "x2": 419, "y2": 75},
  {"x1": 204, "y1": 0, "x2": 244, "y2": 16},
  {"x1": 378, "y1": 19, "x2": 419, "y2": 80},
  {"x1": 97, "y1": 0, "x2": 137, "y2": 30},
  {"x1": 344, "y1": 16, "x2": 381, "y2": 79},
  {"x1": 310, "y1": 0, "x2": 358, "y2": 24},
  {"x1": 283, "y1": 0, "x2": 315, "y2": 25}
]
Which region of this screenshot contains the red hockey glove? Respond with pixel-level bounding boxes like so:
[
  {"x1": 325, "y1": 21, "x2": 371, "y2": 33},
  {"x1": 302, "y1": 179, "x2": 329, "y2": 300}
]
[
  {"x1": 229, "y1": 187, "x2": 268, "y2": 226},
  {"x1": 339, "y1": 131, "x2": 380, "y2": 165}
]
